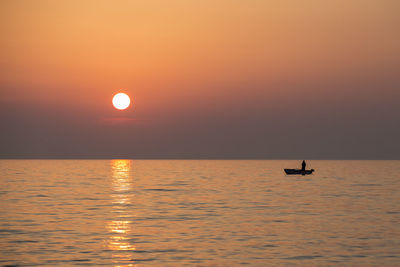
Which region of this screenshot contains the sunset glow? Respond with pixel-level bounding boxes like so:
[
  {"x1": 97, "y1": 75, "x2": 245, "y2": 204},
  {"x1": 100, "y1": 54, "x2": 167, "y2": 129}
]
[{"x1": 1, "y1": 0, "x2": 399, "y2": 158}]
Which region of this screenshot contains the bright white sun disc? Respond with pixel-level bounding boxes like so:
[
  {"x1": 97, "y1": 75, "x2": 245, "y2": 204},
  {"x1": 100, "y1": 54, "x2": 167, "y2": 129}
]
[{"x1": 112, "y1": 93, "x2": 130, "y2": 110}]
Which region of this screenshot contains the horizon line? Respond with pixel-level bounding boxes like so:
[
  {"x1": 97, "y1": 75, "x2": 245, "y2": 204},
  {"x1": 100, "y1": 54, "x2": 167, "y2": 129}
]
[{"x1": 0, "y1": 156, "x2": 398, "y2": 160}]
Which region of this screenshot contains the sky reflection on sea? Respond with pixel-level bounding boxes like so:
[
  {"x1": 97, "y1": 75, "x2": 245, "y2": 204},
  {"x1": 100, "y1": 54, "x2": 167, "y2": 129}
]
[{"x1": 0, "y1": 160, "x2": 399, "y2": 266}]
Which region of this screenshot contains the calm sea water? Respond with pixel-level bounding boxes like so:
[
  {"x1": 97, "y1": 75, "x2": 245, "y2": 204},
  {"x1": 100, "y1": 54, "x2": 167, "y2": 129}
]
[{"x1": 1, "y1": 160, "x2": 399, "y2": 266}]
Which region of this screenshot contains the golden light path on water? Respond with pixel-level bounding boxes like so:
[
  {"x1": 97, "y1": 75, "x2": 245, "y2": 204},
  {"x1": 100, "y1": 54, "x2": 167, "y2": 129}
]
[{"x1": 108, "y1": 160, "x2": 135, "y2": 267}]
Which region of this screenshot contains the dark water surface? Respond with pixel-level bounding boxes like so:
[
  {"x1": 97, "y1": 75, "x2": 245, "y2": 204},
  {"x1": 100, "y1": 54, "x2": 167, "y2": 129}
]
[{"x1": 1, "y1": 160, "x2": 399, "y2": 266}]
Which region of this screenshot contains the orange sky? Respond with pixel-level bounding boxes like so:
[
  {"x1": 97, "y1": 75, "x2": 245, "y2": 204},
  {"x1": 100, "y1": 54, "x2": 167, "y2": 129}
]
[{"x1": 1, "y1": 0, "x2": 399, "y2": 158}]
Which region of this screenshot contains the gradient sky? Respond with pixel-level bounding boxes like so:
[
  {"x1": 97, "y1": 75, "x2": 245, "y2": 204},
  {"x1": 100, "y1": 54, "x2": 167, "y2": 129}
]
[{"x1": 1, "y1": 0, "x2": 399, "y2": 159}]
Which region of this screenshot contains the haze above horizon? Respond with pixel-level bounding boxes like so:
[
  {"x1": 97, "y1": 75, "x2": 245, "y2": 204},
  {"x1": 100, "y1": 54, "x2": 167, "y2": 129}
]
[{"x1": 1, "y1": 0, "x2": 399, "y2": 159}]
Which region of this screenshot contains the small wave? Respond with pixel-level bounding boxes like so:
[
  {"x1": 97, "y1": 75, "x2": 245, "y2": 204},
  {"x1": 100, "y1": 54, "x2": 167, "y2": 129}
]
[
  {"x1": 130, "y1": 258, "x2": 156, "y2": 262},
  {"x1": 284, "y1": 255, "x2": 322, "y2": 260},
  {"x1": 0, "y1": 229, "x2": 25, "y2": 234},
  {"x1": 129, "y1": 249, "x2": 191, "y2": 253},
  {"x1": 387, "y1": 211, "x2": 400, "y2": 214},
  {"x1": 34, "y1": 194, "x2": 49, "y2": 197},
  {"x1": 164, "y1": 181, "x2": 188, "y2": 186},
  {"x1": 145, "y1": 188, "x2": 180, "y2": 192},
  {"x1": 9, "y1": 240, "x2": 38, "y2": 243},
  {"x1": 337, "y1": 255, "x2": 367, "y2": 258},
  {"x1": 351, "y1": 183, "x2": 382, "y2": 187}
]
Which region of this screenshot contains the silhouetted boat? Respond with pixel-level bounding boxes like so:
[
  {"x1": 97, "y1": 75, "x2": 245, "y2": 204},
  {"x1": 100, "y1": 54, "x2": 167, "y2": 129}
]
[{"x1": 284, "y1": 169, "x2": 314, "y2": 175}]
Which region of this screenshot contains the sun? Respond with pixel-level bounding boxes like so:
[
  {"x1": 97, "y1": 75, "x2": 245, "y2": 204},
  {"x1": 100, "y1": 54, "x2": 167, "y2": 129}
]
[{"x1": 112, "y1": 93, "x2": 131, "y2": 110}]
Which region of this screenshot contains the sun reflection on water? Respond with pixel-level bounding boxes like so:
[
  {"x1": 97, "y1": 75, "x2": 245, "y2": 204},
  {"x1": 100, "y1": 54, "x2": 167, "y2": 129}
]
[{"x1": 107, "y1": 160, "x2": 136, "y2": 266}]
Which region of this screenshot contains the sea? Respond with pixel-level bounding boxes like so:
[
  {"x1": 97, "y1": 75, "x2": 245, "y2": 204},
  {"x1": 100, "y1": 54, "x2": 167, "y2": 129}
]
[{"x1": 0, "y1": 160, "x2": 399, "y2": 266}]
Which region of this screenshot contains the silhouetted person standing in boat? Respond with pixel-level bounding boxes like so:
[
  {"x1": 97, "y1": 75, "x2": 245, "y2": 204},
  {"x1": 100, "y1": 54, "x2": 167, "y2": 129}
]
[{"x1": 301, "y1": 160, "x2": 306, "y2": 171}]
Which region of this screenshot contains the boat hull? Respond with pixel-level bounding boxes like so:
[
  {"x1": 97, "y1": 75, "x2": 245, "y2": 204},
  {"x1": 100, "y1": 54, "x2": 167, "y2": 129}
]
[{"x1": 284, "y1": 169, "x2": 314, "y2": 175}]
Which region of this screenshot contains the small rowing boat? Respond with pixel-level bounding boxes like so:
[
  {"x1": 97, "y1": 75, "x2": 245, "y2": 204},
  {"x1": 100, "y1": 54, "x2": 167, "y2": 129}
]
[{"x1": 284, "y1": 169, "x2": 314, "y2": 175}]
